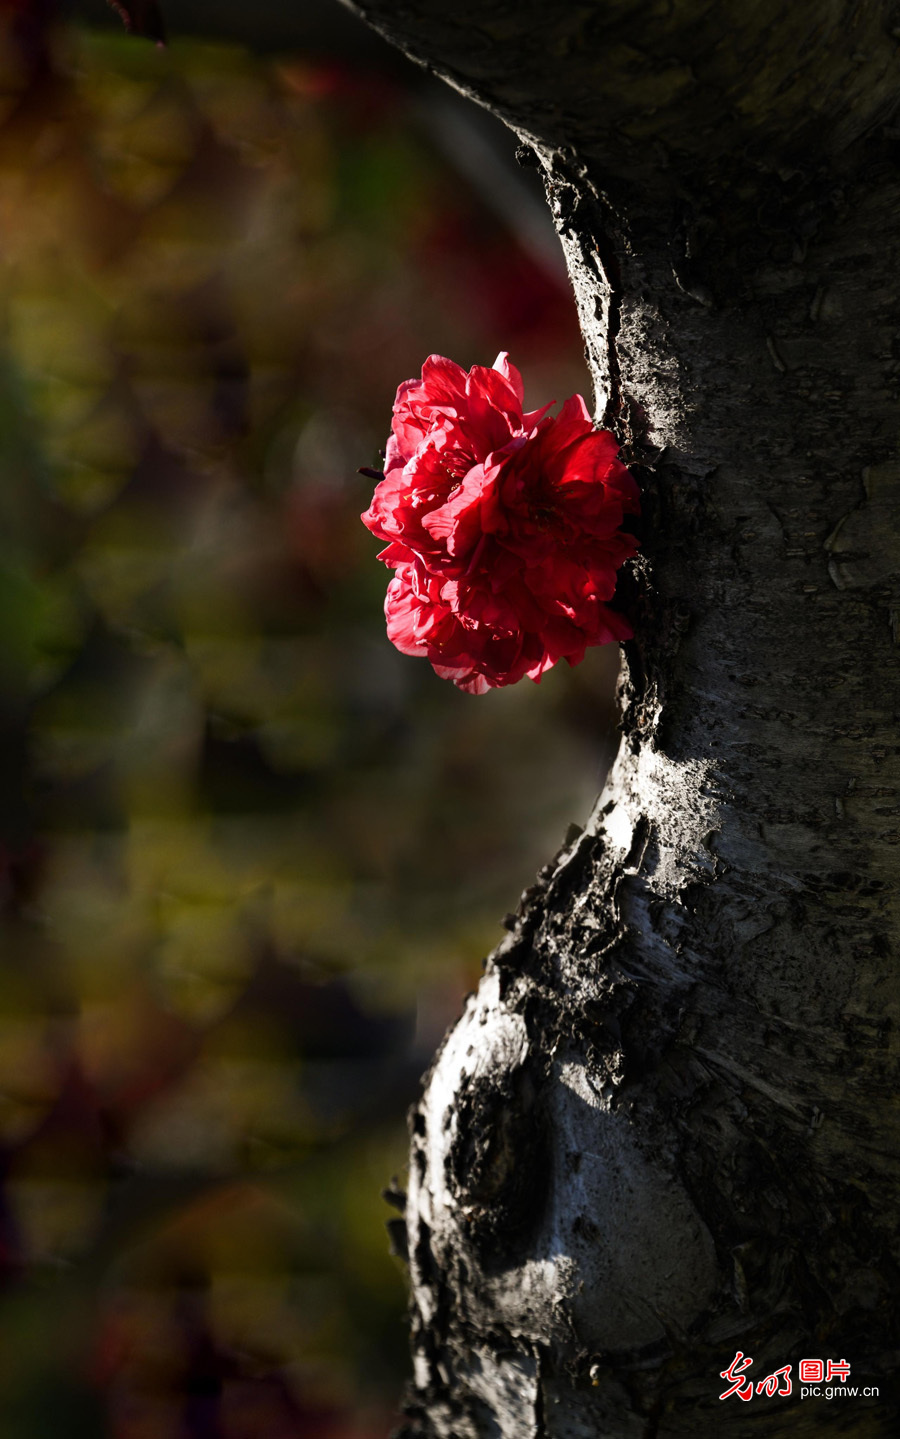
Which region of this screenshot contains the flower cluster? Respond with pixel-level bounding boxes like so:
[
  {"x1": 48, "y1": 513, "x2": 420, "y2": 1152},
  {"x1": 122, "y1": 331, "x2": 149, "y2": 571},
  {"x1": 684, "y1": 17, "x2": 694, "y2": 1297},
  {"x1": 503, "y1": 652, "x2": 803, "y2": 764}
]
[{"x1": 361, "y1": 353, "x2": 639, "y2": 694}]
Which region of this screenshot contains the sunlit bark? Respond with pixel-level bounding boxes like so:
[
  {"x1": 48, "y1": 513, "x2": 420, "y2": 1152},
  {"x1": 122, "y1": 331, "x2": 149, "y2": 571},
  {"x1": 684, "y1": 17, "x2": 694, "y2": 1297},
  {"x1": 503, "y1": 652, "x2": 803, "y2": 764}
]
[{"x1": 335, "y1": 2, "x2": 900, "y2": 1434}]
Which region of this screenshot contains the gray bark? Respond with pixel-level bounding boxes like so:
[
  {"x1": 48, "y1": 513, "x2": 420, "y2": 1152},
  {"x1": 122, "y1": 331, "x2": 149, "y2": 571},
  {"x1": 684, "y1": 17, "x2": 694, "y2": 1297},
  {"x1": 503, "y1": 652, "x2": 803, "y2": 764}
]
[{"x1": 334, "y1": 2, "x2": 900, "y2": 1435}]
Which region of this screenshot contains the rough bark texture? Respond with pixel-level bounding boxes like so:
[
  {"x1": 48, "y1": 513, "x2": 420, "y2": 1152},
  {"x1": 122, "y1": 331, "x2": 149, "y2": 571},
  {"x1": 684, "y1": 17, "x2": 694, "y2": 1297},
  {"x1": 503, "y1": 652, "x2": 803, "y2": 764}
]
[{"x1": 340, "y1": 2, "x2": 900, "y2": 1433}]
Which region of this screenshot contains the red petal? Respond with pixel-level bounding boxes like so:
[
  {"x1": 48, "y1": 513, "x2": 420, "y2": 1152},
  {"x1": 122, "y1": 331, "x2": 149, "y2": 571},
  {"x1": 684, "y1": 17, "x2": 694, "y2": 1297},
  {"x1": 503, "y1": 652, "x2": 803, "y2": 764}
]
[
  {"x1": 491, "y1": 351, "x2": 524, "y2": 404},
  {"x1": 432, "y1": 664, "x2": 493, "y2": 694},
  {"x1": 421, "y1": 463, "x2": 492, "y2": 557}
]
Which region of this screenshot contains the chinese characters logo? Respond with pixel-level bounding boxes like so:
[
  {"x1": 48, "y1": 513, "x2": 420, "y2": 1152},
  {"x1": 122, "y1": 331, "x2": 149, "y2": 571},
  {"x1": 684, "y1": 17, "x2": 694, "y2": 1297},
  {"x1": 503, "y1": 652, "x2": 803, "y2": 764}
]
[{"x1": 719, "y1": 1353, "x2": 854, "y2": 1402}]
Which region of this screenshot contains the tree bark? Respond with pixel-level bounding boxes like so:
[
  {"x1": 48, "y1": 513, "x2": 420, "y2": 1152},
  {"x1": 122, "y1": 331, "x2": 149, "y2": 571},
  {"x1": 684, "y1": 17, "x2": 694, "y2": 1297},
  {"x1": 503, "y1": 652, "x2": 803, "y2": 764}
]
[{"x1": 338, "y1": 3, "x2": 900, "y2": 1433}]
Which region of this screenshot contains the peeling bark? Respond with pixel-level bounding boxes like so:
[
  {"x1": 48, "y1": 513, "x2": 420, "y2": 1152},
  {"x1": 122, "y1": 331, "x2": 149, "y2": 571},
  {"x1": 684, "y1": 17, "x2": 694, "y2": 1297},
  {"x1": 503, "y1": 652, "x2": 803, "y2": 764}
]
[{"x1": 339, "y1": 1, "x2": 900, "y2": 1433}]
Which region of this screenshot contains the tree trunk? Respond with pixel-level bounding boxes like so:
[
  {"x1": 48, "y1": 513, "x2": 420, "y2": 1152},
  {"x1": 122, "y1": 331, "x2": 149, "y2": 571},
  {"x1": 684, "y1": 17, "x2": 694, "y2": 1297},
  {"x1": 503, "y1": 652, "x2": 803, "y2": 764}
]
[{"x1": 339, "y1": 3, "x2": 900, "y2": 1432}]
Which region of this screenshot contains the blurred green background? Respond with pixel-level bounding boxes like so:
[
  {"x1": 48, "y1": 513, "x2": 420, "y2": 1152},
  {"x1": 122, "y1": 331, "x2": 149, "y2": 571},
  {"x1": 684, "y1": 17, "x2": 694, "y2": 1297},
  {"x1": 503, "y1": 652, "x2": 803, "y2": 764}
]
[{"x1": 0, "y1": 5, "x2": 619, "y2": 1435}]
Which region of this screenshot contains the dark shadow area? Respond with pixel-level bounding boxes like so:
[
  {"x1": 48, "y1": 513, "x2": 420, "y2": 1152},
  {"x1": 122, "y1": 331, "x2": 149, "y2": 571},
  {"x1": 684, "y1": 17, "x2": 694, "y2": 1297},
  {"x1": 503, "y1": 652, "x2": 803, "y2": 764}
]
[{"x1": 0, "y1": 4, "x2": 620, "y2": 1434}]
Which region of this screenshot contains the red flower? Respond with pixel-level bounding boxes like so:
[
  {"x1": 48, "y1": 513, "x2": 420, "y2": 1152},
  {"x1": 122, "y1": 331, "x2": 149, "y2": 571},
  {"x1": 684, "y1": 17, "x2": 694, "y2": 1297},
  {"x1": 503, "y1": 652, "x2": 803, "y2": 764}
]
[{"x1": 361, "y1": 353, "x2": 639, "y2": 694}]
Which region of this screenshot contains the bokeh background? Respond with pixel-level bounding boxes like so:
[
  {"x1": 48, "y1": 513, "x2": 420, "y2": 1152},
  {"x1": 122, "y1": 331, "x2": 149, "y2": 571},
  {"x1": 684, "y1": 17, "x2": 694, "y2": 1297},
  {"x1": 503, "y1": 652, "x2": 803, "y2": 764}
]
[{"x1": 0, "y1": 2, "x2": 620, "y2": 1434}]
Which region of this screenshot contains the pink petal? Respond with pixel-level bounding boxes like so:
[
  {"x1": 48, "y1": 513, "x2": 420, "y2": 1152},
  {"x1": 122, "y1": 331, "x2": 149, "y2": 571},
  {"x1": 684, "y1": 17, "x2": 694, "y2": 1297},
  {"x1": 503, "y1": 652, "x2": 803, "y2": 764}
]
[{"x1": 432, "y1": 664, "x2": 493, "y2": 694}]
